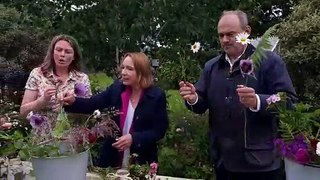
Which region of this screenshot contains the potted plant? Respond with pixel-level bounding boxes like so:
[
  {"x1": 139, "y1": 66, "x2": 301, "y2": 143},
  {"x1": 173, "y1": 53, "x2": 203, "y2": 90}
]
[
  {"x1": 272, "y1": 95, "x2": 320, "y2": 180},
  {"x1": 0, "y1": 83, "x2": 121, "y2": 180}
]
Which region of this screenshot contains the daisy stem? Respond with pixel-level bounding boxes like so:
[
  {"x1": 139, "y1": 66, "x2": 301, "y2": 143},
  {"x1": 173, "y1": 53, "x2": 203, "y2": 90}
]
[{"x1": 85, "y1": 114, "x2": 94, "y2": 127}]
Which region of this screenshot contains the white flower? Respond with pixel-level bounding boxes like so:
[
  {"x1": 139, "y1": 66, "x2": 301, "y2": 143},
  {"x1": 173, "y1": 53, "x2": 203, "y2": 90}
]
[
  {"x1": 236, "y1": 32, "x2": 251, "y2": 45},
  {"x1": 156, "y1": 23, "x2": 160, "y2": 30},
  {"x1": 26, "y1": 111, "x2": 33, "y2": 120},
  {"x1": 191, "y1": 42, "x2": 201, "y2": 53},
  {"x1": 93, "y1": 110, "x2": 101, "y2": 118},
  {"x1": 316, "y1": 142, "x2": 320, "y2": 156},
  {"x1": 176, "y1": 128, "x2": 183, "y2": 133}
]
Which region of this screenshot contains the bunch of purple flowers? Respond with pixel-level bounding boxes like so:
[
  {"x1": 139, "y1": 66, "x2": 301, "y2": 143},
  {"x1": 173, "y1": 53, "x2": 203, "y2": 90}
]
[
  {"x1": 268, "y1": 93, "x2": 320, "y2": 166},
  {"x1": 274, "y1": 134, "x2": 310, "y2": 164}
]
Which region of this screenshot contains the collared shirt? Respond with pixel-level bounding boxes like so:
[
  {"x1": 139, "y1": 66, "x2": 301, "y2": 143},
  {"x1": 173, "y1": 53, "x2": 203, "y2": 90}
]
[
  {"x1": 189, "y1": 47, "x2": 261, "y2": 112},
  {"x1": 25, "y1": 67, "x2": 92, "y2": 108},
  {"x1": 121, "y1": 100, "x2": 135, "y2": 168}
]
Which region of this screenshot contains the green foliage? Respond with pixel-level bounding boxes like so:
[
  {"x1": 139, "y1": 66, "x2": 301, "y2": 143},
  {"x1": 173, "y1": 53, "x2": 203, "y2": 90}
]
[
  {"x1": 158, "y1": 90, "x2": 214, "y2": 179},
  {"x1": 53, "y1": 109, "x2": 70, "y2": 138},
  {"x1": 278, "y1": 103, "x2": 320, "y2": 141},
  {"x1": 156, "y1": 45, "x2": 216, "y2": 89},
  {"x1": 251, "y1": 29, "x2": 273, "y2": 69},
  {"x1": 270, "y1": 0, "x2": 320, "y2": 105},
  {"x1": 88, "y1": 73, "x2": 114, "y2": 94}
]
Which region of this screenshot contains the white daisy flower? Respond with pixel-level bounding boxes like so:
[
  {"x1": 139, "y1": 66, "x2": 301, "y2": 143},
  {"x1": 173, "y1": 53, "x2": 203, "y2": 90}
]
[
  {"x1": 156, "y1": 23, "x2": 160, "y2": 30},
  {"x1": 316, "y1": 142, "x2": 320, "y2": 156},
  {"x1": 236, "y1": 32, "x2": 251, "y2": 45},
  {"x1": 93, "y1": 110, "x2": 101, "y2": 119},
  {"x1": 191, "y1": 42, "x2": 201, "y2": 53}
]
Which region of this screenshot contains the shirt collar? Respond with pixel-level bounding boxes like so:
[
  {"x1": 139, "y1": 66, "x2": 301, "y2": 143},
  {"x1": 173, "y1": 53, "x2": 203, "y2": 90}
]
[
  {"x1": 47, "y1": 69, "x2": 77, "y2": 81},
  {"x1": 225, "y1": 44, "x2": 248, "y2": 67}
]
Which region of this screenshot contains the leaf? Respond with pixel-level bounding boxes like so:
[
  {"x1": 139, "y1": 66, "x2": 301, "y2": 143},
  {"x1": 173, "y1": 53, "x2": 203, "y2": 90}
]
[
  {"x1": 251, "y1": 29, "x2": 273, "y2": 69},
  {"x1": 52, "y1": 108, "x2": 70, "y2": 138},
  {"x1": 18, "y1": 149, "x2": 29, "y2": 160}
]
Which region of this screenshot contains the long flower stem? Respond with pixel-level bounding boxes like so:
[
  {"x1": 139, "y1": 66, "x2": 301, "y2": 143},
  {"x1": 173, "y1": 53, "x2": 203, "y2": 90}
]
[
  {"x1": 244, "y1": 75, "x2": 249, "y2": 148},
  {"x1": 316, "y1": 127, "x2": 320, "y2": 139},
  {"x1": 85, "y1": 114, "x2": 93, "y2": 126}
]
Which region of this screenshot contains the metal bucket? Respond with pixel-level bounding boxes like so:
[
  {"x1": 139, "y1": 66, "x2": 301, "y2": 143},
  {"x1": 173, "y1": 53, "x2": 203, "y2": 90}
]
[{"x1": 31, "y1": 150, "x2": 89, "y2": 180}]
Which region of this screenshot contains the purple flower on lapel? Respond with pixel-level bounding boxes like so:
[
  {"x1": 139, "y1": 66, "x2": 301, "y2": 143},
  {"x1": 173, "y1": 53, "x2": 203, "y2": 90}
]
[
  {"x1": 74, "y1": 83, "x2": 88, "y2": 97},
  {"x1": 240, "y1": 58, "x2": 254, "y2": 75}
]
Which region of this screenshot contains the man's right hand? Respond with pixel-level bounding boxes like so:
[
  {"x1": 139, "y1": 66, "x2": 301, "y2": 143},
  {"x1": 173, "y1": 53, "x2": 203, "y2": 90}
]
[{"x1": 179, "y1": 81, "x2": 197, "y2": 104}]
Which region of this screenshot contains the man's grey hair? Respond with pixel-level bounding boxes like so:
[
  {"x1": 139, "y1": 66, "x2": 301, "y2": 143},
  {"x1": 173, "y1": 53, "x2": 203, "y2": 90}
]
[{"x1": 220, "y1": 10, "x2": 249, "y2": 29}]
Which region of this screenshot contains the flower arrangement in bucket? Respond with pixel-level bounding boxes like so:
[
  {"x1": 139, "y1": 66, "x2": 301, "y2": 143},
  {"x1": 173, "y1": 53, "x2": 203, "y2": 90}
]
[
  {"x1": 0, "y1": 82, "x2": 121, "y2": 179},
  {"x1": 3, "y1": 82, "x2": 120, "y2": 159},
  {"x1": 267, "y1": 92, "x2": 320, "y2": 180},
  {"x1": 271, "y1": 98, "x2": 320, "y2": 166}
]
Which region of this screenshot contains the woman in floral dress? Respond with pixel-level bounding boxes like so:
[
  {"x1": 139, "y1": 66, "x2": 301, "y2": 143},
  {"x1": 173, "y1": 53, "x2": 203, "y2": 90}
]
[{"x1": 20, "y1": 34, "x2": 91, "y2": 117}]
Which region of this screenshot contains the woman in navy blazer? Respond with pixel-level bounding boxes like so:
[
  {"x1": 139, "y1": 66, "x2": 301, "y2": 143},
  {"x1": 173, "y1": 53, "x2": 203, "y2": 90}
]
[{"x1": 63, "y1": 52, "x2": 169, "y2": 168}]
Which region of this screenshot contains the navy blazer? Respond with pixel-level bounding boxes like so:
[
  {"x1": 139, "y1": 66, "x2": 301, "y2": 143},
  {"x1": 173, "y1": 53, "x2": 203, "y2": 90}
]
[
  {"x1": 65, "y1": 80, "x2": 169, "y2": 167},
  {"x1": 186, "y1": 44, "x2": 296, "y2": 172}
]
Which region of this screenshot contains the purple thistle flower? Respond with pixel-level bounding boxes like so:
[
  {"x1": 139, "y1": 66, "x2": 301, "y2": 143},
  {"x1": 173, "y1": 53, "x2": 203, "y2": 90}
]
[
  {"x1": 266, "y1": 94, "x2": 281, "y2": 105},
  {"x1": 28, "y1": 114, "x2": 47, "y2": 129},
  {"x1": 74, "y1": 83, "x2": 88, "y2": 97},
  {"x1": 240, "y1": 58, "x2": 254, "y2": 75}
]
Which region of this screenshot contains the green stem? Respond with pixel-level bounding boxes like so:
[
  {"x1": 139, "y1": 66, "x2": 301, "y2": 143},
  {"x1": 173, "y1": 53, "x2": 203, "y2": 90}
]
[
  {"x1": 85, "y1": 114, "x2": 94, "y2": 126},
  {"x1": 244, "y1": 75, "x2": 249, "y2": 148},
  {"x1": 315, "y1": 127, "x2": 320, "y2": 139}
]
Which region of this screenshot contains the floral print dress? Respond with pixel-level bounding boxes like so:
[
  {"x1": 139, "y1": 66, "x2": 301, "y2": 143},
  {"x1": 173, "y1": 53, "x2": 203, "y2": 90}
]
[{"x1": 25, "y1": 67, "x2": 92, "y2": 109}]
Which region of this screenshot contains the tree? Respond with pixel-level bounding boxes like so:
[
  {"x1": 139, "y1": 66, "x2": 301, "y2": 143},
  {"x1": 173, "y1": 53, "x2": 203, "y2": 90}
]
[{"x1": 271, "y1": 0, "x2": 320, "y2": 104}]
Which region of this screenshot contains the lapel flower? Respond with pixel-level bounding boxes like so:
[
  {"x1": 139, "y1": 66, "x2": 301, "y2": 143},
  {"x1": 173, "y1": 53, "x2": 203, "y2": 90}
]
[{"x1": 191, "y1": 42, "x2": 200, "y2": 53}]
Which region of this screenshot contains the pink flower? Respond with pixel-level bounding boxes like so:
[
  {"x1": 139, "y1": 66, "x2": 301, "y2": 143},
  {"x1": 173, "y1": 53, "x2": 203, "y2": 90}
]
[
  {"x1": 294, "y1": 148, "x2": 309, "y2": 164},
  {"x1": 148, "y1": 162, "x2": 158, "y2": 177},
  {"x1": 266, "y1": 94, "x2": 281, "y2": 105}
]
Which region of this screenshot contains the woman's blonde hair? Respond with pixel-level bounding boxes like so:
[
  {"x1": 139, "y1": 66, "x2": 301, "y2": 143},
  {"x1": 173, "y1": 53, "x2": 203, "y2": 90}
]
[{"x1": 122, "y1": 52, "x2": 153, "y2": 89}]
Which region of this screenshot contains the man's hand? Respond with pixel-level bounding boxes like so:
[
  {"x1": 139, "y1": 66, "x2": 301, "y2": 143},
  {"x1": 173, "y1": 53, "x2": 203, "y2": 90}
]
[
  {"x1": 112, "y1": 134, "x2": 133, "y2": 152},
  {"x1": 236, "y1": 85, "x2": 257, "y2": 109},
  {"x1": 179, "y1": 81, "x2": 197, "y2": 104}
]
